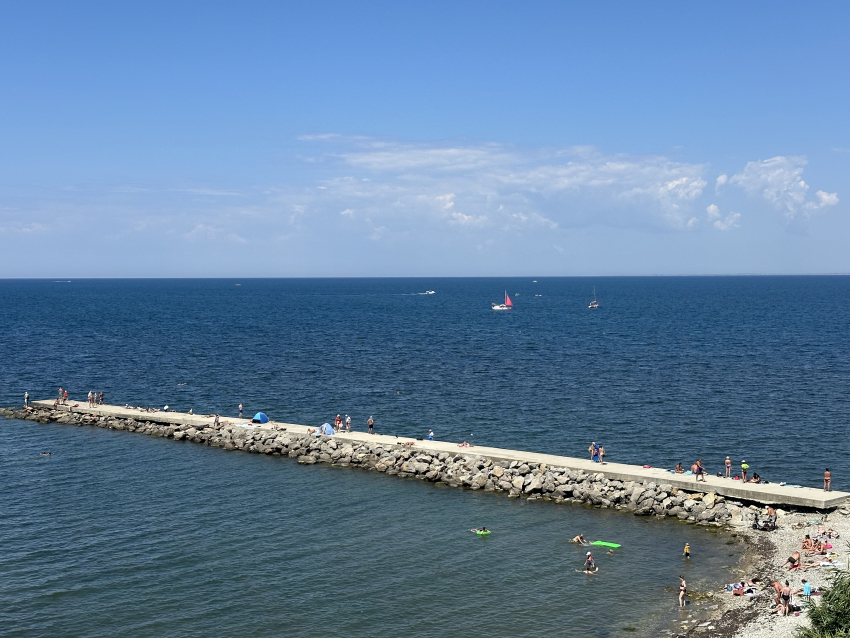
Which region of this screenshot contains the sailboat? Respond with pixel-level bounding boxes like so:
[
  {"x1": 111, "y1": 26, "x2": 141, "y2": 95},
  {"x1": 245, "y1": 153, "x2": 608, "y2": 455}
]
[
  {"x1": 492, "y1": 291, "x2": 513, "y2": 311},
  {"x1": 588, "y1": 287, "x2": 599, "y2": 309}
]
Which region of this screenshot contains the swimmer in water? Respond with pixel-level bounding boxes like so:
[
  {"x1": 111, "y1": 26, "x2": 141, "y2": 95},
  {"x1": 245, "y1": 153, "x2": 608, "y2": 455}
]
[
  {"x1": 579, "y1": 552, "x2": 597, "y2": 574},
  {"x1": 40, "y1": 452, "x2": 52, "y2": 456},
  {"x1": 470, "y1": 527, "x2": 489, "y2": 534},
  {"x1": 570, "y1": 533, "x2": 586, "y2": 544}
]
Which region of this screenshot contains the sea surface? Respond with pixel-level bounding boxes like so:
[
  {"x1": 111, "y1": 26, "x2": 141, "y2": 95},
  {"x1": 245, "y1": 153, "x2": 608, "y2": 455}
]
[
  {"x1": 1, "y1": 277, "x2": 848, "y2": 487},
  {"x1": 1, "y1": 276, "x2": 848, "y2": 636},
  {"x1": 2, "y1": 417, "x2": 737, "y2": 638}
]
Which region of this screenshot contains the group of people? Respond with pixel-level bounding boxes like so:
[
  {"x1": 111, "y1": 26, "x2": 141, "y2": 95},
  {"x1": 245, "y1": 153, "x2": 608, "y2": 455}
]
[
  {"x1": 785, "y1": 526, "x2": 841, "y2": 571},
  {"x1": 86, "y1": 391, "x2": 104, "y2": 407},
  {"x1": 333, "y1": 414, "x2": 352, "y2": 433},
  {"x1": 588, "y1": 442, "x2": 606, "y2": 463}
]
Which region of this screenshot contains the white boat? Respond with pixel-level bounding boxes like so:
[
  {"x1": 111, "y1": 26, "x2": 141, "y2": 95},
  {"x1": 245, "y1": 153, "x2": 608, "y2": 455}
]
[
  {"x1": 492, "y1": 290, "x2": 513, "y2": 311},
  {"x1": 425, "y1": 290, "x2": 435, "y2": 295},
  {"x1": 588, "y1": 287, "x2": 599, "y2": 309}
]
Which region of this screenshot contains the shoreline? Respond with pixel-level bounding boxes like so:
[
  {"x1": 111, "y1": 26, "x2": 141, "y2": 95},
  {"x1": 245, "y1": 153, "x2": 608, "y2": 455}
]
[{"x1": 4, "y1": 403, "x2": 848, "y2": 637}]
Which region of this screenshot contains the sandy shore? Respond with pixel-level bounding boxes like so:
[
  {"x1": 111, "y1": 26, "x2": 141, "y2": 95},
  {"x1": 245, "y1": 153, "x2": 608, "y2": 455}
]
[{"x1": 677, "y1": 502, "x2": 850, "y2": 638}]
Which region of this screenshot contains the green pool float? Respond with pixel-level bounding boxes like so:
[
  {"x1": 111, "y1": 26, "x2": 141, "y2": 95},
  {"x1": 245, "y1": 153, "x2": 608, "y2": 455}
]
[{"x1": 592, "y1": 541, "x2": 621, "y2": 548}]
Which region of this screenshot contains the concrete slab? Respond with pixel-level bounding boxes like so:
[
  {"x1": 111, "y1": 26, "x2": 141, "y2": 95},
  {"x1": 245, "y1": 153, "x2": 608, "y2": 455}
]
[{"x1": 33, "y1": 400, "x2": 848, "y2": 509}]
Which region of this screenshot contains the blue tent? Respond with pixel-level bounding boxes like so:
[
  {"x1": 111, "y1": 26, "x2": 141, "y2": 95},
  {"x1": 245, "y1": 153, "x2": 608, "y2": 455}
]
[
  {"x1": 320, "y1": 422, "x2": 334, "y2": 435},
  {"x1": 252, "y1": 412, "x2": 269, "y2": 424}
]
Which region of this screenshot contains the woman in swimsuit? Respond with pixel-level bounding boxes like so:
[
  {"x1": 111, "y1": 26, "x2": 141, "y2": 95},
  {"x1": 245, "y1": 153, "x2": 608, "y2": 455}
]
[
  {"x1": 780, "y1": 581, "x2": 792, "y2": 616},
  {"x1": 679, "y1": 576, "x2": 687, "y2": 607}
]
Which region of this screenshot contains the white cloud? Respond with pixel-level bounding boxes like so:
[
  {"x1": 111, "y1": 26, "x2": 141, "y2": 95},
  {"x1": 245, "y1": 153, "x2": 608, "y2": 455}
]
[
  {"x1": 302, "y1": 138, "x2": 711, "y2": 232},
  {"x1": 716, "y1": 174, "x2": 728, "y2": 188},
  {"x1": 814, "y1": 190, "x2": 839, "y2": 207},
  {"x1": 706, "y1": 204, "x2": 720, "y2": 219},
  {"x1": 450, "y1": 211, "x2": 487, "y2": 226},
  {"x1": 713, "y1": 211, "x2": 741, "y2": 231},
  {"x1": 436, "y1": 194, "x2": 455, "y2": 209},
  {"x1": 731, "y1": 156, "x2": 838, "y2": 221},
  {"x1": 340, "y1": 208, "x2": 354, "y2": 216}
]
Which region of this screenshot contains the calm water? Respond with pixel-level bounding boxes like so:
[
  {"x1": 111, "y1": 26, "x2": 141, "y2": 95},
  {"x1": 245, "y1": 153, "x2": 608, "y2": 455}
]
[
  {"x1": 1, "y1": 418, "x2": 738, "y2": 638},
  {"x1": 4, "y1": 276, "x2": 844, "y2": 636},
  {"x1": 1, "y1": 277, "x2": 848, "y2": 487}
]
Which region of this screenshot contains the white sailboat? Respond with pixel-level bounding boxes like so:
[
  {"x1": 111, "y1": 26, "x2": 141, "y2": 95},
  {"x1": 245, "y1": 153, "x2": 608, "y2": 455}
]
[
  {"x1": 492, "y1": 290, "x2": 513, "y2": 311},
  {"x1": 588, "y1": 287, "x2": 599, "y2": 309}
]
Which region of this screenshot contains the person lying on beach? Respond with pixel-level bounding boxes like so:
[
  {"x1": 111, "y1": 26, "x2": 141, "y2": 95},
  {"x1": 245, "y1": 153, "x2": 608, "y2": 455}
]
[
  {"x1": 570, "y1": 534, "x2": 586, "y2": 544},
  {"x1": 306, "y1": 428, "x2": 316, "y2": 435},
  {"x1": 674, "y1": 463, "x2": 685, "y2": 473},
  {"x1": 458, "y1": 441, "x2": 472, "y2": 448}
]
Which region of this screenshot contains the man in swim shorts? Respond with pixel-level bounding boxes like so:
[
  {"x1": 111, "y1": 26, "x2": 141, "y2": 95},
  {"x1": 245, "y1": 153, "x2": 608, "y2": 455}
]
[
  {"x1": 367, "y1": 416, "x2": 374, "y2": 434},
  {"x1": 824, "y1": 468, "x2": 831, "y2": 491}
]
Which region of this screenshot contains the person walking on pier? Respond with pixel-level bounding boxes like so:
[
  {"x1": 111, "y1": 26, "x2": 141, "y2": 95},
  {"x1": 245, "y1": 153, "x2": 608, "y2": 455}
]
[
  {"x1": 24, "y1": 391, "x2": 29, "y2": 408},
  {"x1": 824, "y1": 468, "x2": 831, "y2": 491}
]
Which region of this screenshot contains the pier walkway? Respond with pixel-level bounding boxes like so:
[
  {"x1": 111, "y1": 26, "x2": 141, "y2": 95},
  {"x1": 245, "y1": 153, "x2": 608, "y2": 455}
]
[{"x1": 32, "y1": 400, "x2": 848, "y2": 509}]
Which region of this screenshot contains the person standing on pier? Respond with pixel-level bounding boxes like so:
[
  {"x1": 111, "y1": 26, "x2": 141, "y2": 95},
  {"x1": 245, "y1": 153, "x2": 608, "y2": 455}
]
[
  {"x1": 824, "y1": 468, "x2": 831, "y2": 491},
  {"x1": 741, "y1": 460, "x2": 749, "y2": 482},
  {"x1": 345, "y1": 415, "x2": 351, "y2": 432},
  {"x1": 695, "y1": 459, "x2": 706, "y2": 482},
  {"x1": 63, "y1": 389, "x2": 68, "y2": 404},
  {"x1": 725, "y1": 456, "x2": 732, "y2": 478},
  {"x1": 99, "y1": 392, "x2": 103, "y2": 405},
  {"x1": 238, "y1": 403, "x2": 243, "y2": 418},
  {"x1": 58, "y1": 387, "x2": 63, "y2": 402},
  {"x1": 367, "y1": 416, "x2": 374, "y2": 434},
  {"x1": 87, "y1": 391, "x2": 93, "y2": 407},
  {"x1": 24, "y1": 391, "x2": 29, "y2": 408}
]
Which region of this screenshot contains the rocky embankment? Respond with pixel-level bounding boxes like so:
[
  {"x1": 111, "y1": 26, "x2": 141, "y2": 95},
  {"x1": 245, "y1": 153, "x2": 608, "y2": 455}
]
[{"x1": 6, "y1": 406, "x2": 773, "y2": 527}]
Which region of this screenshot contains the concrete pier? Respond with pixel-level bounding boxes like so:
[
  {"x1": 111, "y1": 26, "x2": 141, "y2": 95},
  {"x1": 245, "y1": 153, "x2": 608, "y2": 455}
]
[{"x1": 29, "y1": 399, "x2": 847, "y2": 510}]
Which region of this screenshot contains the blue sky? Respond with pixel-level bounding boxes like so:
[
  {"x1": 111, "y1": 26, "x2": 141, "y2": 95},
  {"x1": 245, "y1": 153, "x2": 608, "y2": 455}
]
[{"x1": 1, "y1": 1, "x2": 848, "y2": 276}]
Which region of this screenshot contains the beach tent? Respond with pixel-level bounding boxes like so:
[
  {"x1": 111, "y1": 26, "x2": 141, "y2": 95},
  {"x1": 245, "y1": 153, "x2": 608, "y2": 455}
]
[
  {"x1": 320, "y1": 422, "x2": 335, "y2": 435},
  {"x1": 252, "y1": 412, "x2": 269, "y2": 424}
]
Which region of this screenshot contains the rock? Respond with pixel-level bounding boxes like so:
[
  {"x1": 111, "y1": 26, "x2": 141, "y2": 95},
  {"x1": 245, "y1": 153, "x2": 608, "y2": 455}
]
[
  {"x1": 491, "y1": 465, "x2": 505, "y2": 478},
  {"x1": 297, "y1": 455, "x2": 317, "y2": 464},
  {"x1": 703, "y1": 492, "x2": 716, "y2": 508},
  {"x1": 512, "y1": 476, "x2": 525, "y2": 491}
]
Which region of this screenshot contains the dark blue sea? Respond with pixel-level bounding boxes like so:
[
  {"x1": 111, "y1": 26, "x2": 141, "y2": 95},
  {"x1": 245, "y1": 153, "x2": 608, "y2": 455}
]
[{"x1": 1, "y1": 277, "x2": 848, "y2": 636}]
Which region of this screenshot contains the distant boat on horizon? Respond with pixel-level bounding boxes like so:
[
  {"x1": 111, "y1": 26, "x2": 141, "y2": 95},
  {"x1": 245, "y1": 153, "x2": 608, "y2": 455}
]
[
  {"x1": 589, "y1": 287, "x2": 599, "y2": 309},
  {"x1": 492, "y1": 290, "x2": 513, "y2": 311}
]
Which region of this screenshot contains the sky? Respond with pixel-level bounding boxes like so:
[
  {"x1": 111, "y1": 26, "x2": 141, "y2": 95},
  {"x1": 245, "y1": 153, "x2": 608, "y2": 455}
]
[{"x1": 0, "y1": 1, "x2": 848, "y2": 277}]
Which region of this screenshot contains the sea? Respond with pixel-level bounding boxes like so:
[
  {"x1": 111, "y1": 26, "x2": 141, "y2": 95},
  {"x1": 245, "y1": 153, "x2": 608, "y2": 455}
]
[{"x1": 1, "y1": 276, "x2": 848, "y2": 636}]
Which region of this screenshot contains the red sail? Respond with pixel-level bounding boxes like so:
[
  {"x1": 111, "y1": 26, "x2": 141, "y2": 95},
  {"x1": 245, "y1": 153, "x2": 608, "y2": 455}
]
[{"x1": 505, "y1": 292, "x2": 513, "y2": 307}]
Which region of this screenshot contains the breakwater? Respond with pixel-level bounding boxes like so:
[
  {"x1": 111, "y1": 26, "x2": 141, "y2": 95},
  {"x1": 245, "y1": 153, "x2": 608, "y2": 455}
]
[{"x1": 8, "y1": 401, "x2": 848, "y2": 522}]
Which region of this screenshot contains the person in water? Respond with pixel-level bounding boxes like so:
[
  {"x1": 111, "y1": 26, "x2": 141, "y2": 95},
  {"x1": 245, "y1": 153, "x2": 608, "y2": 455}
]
[
  {"x1": 470, "y1": 527, "x2": 489, "y2": 534},
  {"x1": 679, "y1": 576, "x2": 687, "y2": 607},
  {"x1": 571, "y1": 533, "x2": 586, "y2": 544},
  {"x1": 584, "y1": 551, "x2": 596, "y2": 572},
  {"x1": 683, "y1": 543, "x2": 690, "y2": 559}
]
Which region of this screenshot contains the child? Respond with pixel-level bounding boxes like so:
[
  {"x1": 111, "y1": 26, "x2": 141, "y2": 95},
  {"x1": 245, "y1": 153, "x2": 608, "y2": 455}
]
[{"x1": 683, "y1": 543, "x2": 691, "y2": 559}]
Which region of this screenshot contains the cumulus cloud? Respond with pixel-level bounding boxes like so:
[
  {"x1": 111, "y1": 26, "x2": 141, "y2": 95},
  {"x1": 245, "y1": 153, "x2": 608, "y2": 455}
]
[
  {"x1": 716, "y1": 174, "x2": 728, "y2": 188},
  {"x1": 731, "y1": 156, "x2": 838, "y2": 221},
  {"x1": 340, "y1": 208, "x2": 354, "y2": 216},
  {"x1": 706, "y1": 204, "x2": 720, "y2": 219},
  {"x1": 713, "y1": 212, "x2": 741, "y2": 231}
]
